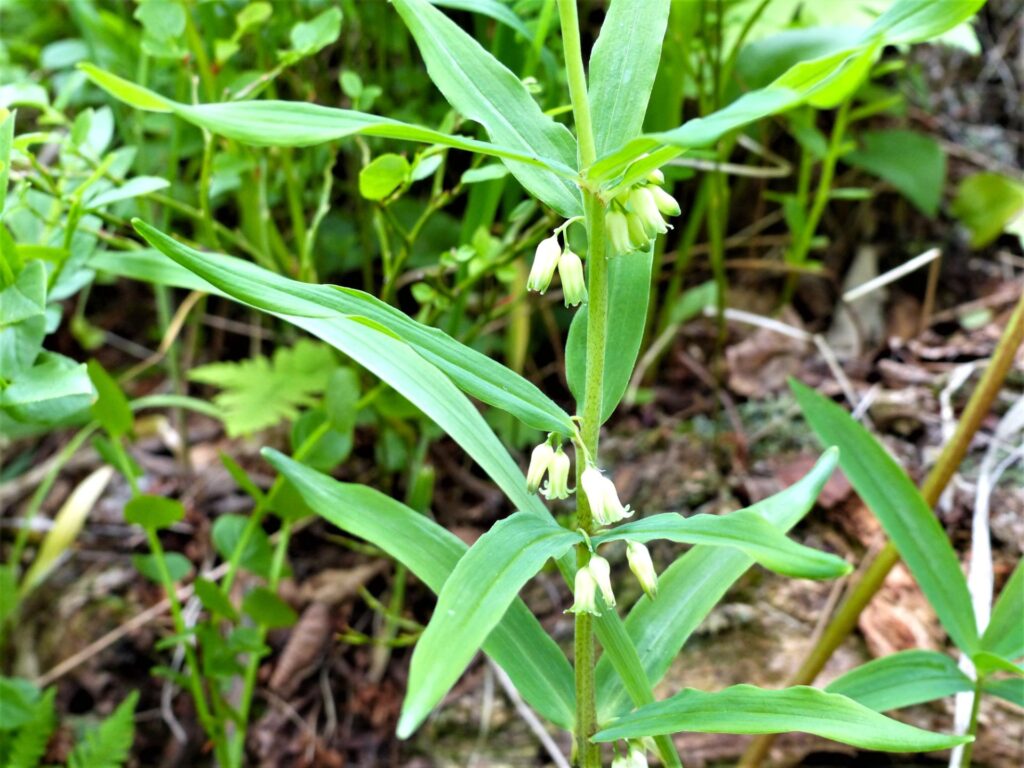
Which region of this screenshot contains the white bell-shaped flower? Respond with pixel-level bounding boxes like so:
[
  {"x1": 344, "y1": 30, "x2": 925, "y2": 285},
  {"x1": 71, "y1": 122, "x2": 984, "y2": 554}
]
[
  {"x1": 581, "y1": 466, "x2": 633, "y2": 526},
  {"x1": 626, "y1": 541, "x2": 658, "y2": 599}
]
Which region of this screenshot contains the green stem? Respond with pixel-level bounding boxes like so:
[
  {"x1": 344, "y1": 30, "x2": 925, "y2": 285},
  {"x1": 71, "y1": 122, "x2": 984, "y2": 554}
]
[
  {"x1": 739, "y1": 290, "x2": 1024, "y2": 767},
  {"x1": 557, "y1": 1, "x2": 604, "y2": 764},
  {"x1": 958, "y1": 678, "x2": 983, "y2": 768}
]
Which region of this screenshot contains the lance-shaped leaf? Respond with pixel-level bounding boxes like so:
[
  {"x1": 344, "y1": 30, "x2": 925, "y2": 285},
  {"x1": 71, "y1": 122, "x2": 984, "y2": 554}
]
[
  {"x1": 78, "y1": 64, "x2": 577, "y2": 185},
  {"x1": 596, "y1": 449, "x2": 839, "y2": 719},
  {"x1": 588, "y1": 0, "x2": 670, "y2": 158},
  {"x1": 566, "y1": 247, "x2": 653, "y2": 423},
  {"x1": 981, "y1": 560, "x2": 1023, "y2": 661},
  {"x1": 264, "y1": 450, "x2": 576, "y2": 729},
  {"x1": 824, "y1": 650, "x2": 973, "y2": 712},
  {"x1": 791, "y1": 379, "x2": 979, "y2": 655},
  {"x1": 391, "y1": 0, "x2": 581, "y2": 216},
  {"x1": 984, "y1": 678, "x2": 1024, "y2": 708},
  {"x1": 398, "y1": 512, "x2": 582, "y2": 737},
  {"x1": 133, "y1": 221, "x2": 575, "y2": 435},
  {"x1": 593, "y1": 685, "x2": 972, "y2": 751},
  {"x1": 593, "y1": 509, "x2": 851, "y2": 580},
  {"x1": 587, "y1": 0, "x2": 986, "y2": 186}
]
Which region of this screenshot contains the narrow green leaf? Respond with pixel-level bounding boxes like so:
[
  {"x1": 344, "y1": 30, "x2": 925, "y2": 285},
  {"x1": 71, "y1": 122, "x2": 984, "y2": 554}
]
[
  {"x1": 825, "y1": 650, "x2": 974, "y2": 711},
  {"x1": 124, "y1": 494, "x2": 184, "y2": 530},
  {"x1": 87, "y1": 359, "x2": 132, "y2": 438},
  {"x1": 263, "y1": 449, "x2": 576, "y2": 730},
  {"x1": 593, "y1": 685, "x2": 972, "y2": 751},
  {"x1": 78, "y1": 64, "x2": 577, "y2": 184},
  {"x1": 6, "y1": 686, "x2": 56, "y2": 768},
  {"x1": 566, "y1": 247, "x2": 653, "y2": 423},
  {"x1": 596, "y1": 449, "x2": 839, "y2": 719},
  {"x1": 983, "y1": 677, "x2": 1024, "y2": 708},
  {"x1": 588, "y1": 0, "x2": 670, "y2": 158},
  {"x1": 391, "y1": 0, "x2": 581, "y2": 216},
  {"x1": 866, "y1": 0, "x2": 987, "y2": 44},
  {"x1": 971, "y1": 651, "x2": 1023, "y2": 678},
  {"x1": 593, "y1": 509, "x2": 851, "y2": 580},
  {"x1": 399, "y1": 512, "x2": 581, "y2": 737},
  {"x1": 982, "y1": 561, "x2": 1023, "y2": 661},
  {"x1": 791, "y1": 379, "x2": 979, "y2": 654},
  {"x1": 432, "y1": 0, "x2": 531, "y2": 39},
  {"x1": 132, "y1": 220, "x2": 575, "y2": 435}
]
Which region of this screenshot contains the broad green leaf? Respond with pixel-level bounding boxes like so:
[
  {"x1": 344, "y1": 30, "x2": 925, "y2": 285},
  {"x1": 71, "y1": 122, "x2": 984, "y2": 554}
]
[
  {"x1": 133, "y1": 552, "x2": 192, "y2": 583},
  {"x1": 193, "y1": 577, "x2": 239, "y2": 621},
  {"x1": 588, "y1": 0, "x2": 670, "y2": 158},
  {"x1": 133, "y1": 220, "x2": 575, "y2": 435},
  {"x1": 391, "y1": 0, "x2": 581, "y2": 216},
  {"x1": 359, "y1": 153, "x2": 410, "y2": 200},
  {"x1": 593, "y1": 509, "x2": 850, "y2": 580},
  {"x1": 399, "y1": 512, "x2": 581, "y2": 737},
  {"x1": 212, "y1": 515, "x2": 275, "y2": 579},
  {"x1": 791, "y1": 379, "x2": 979, "y2": 654},
  {"x1": 78, "y1": 64, "x2": 577, "y2": 184},
  {"x1": 242, "y1": 586, "x2": 298, "y2": 629},
  {"x1": 596, "y1": 448, "x2": 839, "y2": 719},
  {"x1": 87, "y1": 359, "x2": 132, "y2": 438},
  {"x1": 950, "y1": 172, "x2": 1024, "y2": 247},
  {"x1": 0, "y1": 353, "x2": 94, "y2": 425},
  {"x1": 288, "y1": 7, "x2": 342, "y2": 56},
  {"x1": 566, "y1": 247, "x2": 653, "y2": 423},
  {"x1": 124, "y1": 494, "x2": 184, "y2": 529},
  {"x1": 844, "y1": 130, "x2": 946, "y2": 217},
  {"x1": 825, "y1": 650, "x2": 973, "y2": 711},
  {"x1": 983, "y1": 677, "x2": 1023, "y2": 708},
  {"x1": 0, "y1": 260, "x2": 47, "y2": 379},
  {"x1": 0, "y1": 109, "x2": 13, "y2": 217},
  {"x1": 981, "y1": 561, "x2": 1023, "y2": 661},
  {"x1": 593, "y1": 685, "x2": 972, "y2": 751},
  {"x1": 89, "y1": 248, "x2": 213, "y2": 292},
  {"x1": 263, "y1": 449, "x2": 576, "y2": 730}
]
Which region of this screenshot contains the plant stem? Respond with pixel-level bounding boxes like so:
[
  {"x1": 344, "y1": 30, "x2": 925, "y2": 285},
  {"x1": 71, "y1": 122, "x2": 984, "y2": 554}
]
[
  {"x1": 958, "y1": 678, "x2": 984, "y2": 768},
  {"x1": 739, "y1": 289, "x2": 1024, "y2": 767},
  {"x1": 557, "y1": 1, "x2": 604, "y2": 764}
]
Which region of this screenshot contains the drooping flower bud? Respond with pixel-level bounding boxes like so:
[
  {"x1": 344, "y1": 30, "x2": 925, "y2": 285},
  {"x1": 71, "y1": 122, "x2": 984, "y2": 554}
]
[
  {"x1": 543, "y1": 448, "x2": 571, "y2": 500},
  {"x1": 629, "y1": 186, "x2": 668, "y2": 236},
  {"x1": 558, "y1": 249, "x2": 587, "y2": 307},
  {"x1": 581, "y1": 466, "x2": 633, "y2": 526},
  {"x1": 526, "y1": 442, "x2": 554, "y2": 493},
  {"x1": 650, "y1": 185, "x2": 681, "y2": 217},
  {"x1": 605, "y1": 209, "x2": 634, "y2": 255},
  {"x1": 647, "y1": 168, "x2": 665, "y2": 185},
  {"x1": 625, "y1": 742, "x2": 649, "y2": 768},
  {"x1": 626, "y1": 211, "x2": 651, "y2": 250},
  {"x1": 526, "y1": 235, "x2": 561, "y2": 293},
  {"x1": 587, "y1": 554, "x2": 616, "y2": 608},
  {"x1": 626, "y1": 541, "x2": 658, "y2": 599},
  {"x1": 567, "y1": 563, "x2": 599, "y2": 616}
]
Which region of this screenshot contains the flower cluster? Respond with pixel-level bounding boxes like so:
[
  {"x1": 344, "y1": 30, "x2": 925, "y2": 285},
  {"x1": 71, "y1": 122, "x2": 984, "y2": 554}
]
[
  {"x1": 605, "y1": 169, "x2": 681, "y2": 255},
  {"x1": 526, "y1": 232, "x2": 587, "y2": 307},
  {"x1": 567, "y1": 554, "x2": 616, "y2": 616},
  {"x1": 526, "y1": 441, "x2": 571, "y2": 500}
]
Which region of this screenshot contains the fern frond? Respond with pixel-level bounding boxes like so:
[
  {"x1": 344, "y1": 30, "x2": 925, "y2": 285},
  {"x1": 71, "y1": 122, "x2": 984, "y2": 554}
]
[
  {"x1": 189, "y1": 339, "x2": 336, "y2": 436},
  {"x1": 66, "y1": 691, "x2": 138, "y2": 768},
  {"x1": 7, "y1": 686, "x2": 57, "y2": 768}
]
